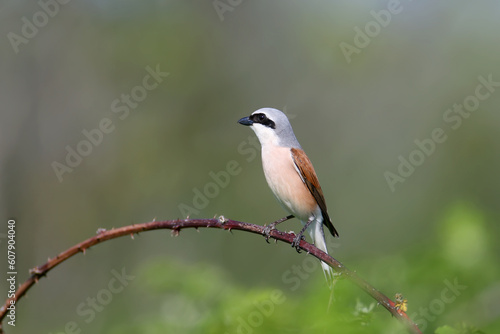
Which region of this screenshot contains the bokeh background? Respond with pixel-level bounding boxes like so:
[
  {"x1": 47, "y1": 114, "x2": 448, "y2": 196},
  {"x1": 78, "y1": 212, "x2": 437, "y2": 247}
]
[{"x1": 1, "y1": 1, "x2": 499, "y2": 333}]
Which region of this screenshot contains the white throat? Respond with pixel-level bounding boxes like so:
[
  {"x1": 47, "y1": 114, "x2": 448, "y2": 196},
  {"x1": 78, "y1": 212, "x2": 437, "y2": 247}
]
[{"x1": 251, "y1": 123, "x2": 281, "y2": 147}]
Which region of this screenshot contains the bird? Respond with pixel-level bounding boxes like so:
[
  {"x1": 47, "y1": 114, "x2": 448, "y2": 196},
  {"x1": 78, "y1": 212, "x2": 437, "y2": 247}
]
[{"x1": 237, "y1": 108, "x2": 339, "y2": 281}]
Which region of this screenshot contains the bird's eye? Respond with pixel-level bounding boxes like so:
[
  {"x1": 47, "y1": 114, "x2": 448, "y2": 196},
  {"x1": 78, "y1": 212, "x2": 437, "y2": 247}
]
[{"x1": 249, "y1": 113, "x2": 275, "y2": 129}]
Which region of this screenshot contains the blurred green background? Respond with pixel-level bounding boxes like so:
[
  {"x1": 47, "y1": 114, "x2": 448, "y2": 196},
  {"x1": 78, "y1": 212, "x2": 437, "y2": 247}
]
[{"x1": 1, "y1": 1, "x2": 499, "y2": 333}]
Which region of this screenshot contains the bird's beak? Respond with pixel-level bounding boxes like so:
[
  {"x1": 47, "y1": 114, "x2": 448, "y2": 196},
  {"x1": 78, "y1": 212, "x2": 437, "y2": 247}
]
[{"x1": 237, "y1": 116, "x2": 253, "y2": 126}]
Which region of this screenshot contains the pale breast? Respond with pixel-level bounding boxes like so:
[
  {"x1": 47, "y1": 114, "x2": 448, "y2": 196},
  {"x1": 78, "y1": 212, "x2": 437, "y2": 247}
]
[{"x1": 261, "y1": 146, "x2": 318, "y2": 220}]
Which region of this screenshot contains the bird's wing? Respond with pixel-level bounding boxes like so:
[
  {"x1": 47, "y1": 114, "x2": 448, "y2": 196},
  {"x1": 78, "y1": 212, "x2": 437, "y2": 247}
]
[{"x1": 291, "y1": 148, "x2": 339, "y2": 237}]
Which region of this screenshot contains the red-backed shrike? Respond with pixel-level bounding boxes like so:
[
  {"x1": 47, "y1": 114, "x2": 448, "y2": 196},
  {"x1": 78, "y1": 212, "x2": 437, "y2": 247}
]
[{"x1": 238, "y1": 108, "x2": 339, "y2": 280}]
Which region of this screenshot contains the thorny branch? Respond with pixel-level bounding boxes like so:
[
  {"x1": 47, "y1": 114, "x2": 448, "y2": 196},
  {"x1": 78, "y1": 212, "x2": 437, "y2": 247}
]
[{"x1": 0, "y1": 218, "x2": 421, "y2": 334}]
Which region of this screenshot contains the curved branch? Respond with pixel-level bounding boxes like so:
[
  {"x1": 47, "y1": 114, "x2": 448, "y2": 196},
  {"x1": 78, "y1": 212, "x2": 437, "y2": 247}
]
[{"x1": 0, "y1": 218, "x2": 421, "y2": 334}]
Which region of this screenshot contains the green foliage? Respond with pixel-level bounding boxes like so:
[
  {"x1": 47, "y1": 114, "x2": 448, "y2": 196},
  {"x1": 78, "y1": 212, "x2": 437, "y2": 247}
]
[{"x1": 435, "y1": 323, "x2": 485, "y2": 334}]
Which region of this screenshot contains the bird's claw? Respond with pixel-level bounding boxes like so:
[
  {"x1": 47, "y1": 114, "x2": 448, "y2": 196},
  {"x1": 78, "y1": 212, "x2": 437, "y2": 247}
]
[
  {"x1": 291, "y1": 233, "x2": 305, "y2": 252},
  {"x1": 263, "y1": 224, "x2": 276, "y2": 243}
]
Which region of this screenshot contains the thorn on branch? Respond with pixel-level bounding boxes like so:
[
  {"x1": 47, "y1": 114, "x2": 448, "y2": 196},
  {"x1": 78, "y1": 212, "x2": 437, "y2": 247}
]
[
  {"x1": 29, "y1": 267, "x2": 42, "y2": 275},
  {"x1": 218, "y1": 215, "x2": 227, "y2": 224},
  {"x1": 96, "y1": 228, "x2": 107, "y2": 234},
  {"x1": 171, "y1": 229, "x2": 180, "y2": 237}
]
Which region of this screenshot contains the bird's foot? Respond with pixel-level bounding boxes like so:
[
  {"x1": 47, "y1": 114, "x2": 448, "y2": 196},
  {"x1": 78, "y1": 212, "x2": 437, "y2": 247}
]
[
  {"x1": 291, "y1": 217, "x2": 313, "y2": 253},
  {"x1": 263, "y1": 223, "x2": 277, "y2": 243},
  {"x1": 263, "y1": 215, "x2": 294, "y2": 243},
  {"x1": 291, "y1": 233, "x2": 305, "y2": 253}
]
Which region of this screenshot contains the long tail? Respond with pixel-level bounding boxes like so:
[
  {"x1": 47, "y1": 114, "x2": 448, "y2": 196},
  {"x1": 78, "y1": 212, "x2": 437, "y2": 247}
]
[{"x1": 308, "y1": 218, "x2": 334, "y2": 285}]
